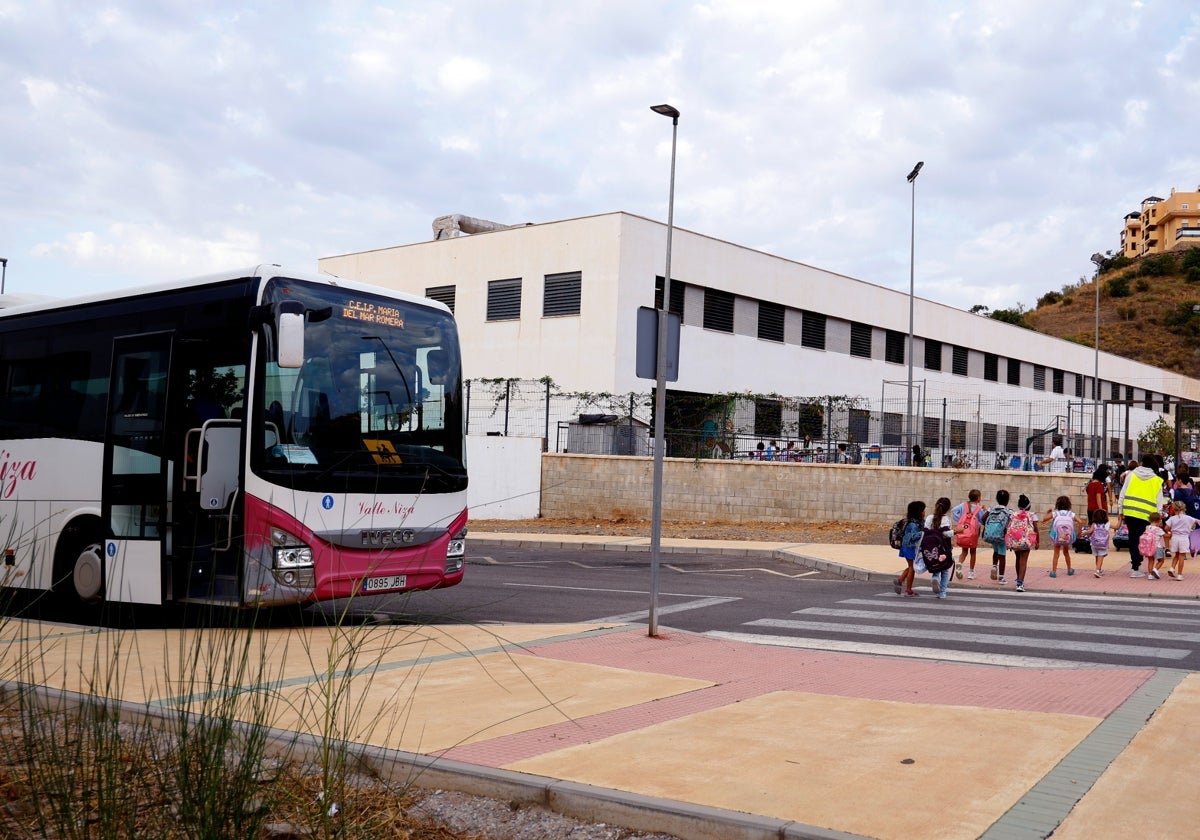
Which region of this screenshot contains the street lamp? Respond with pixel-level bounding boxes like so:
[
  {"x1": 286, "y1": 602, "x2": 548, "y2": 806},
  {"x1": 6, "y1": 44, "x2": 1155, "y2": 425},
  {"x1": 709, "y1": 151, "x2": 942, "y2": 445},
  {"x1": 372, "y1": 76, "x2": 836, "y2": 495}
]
[
  {"x1": 1091, "y1": 253, "x2": 1103, "y2": 459},
  {"x1": 648, "y1": 102, "x2": 679, "y2": 637},
  {"x1": 0, "y1": 258, "x2": 6, "y2": 295},
  {"x1": 905, "y1": 161, "x2": 923, "y2": 465}
]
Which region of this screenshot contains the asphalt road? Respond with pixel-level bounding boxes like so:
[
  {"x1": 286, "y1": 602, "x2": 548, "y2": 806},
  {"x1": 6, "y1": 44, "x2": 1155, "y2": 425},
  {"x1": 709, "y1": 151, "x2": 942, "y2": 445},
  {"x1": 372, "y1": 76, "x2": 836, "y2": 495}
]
[{"x1": 349, "y1": 545, "x2": 1200, "y2": 671}]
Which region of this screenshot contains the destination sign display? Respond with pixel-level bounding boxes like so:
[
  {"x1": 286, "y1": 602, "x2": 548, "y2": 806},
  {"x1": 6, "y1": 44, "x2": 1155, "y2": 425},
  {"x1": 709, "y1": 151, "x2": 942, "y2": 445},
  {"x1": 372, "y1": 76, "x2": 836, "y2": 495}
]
[{"x1": 340, "y1": 299, "x2": 405, "y2": 328}]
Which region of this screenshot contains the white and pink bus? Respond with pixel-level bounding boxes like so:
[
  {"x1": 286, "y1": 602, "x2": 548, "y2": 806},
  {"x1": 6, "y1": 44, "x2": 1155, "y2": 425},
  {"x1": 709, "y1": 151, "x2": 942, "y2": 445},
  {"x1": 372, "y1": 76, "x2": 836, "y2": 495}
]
[{"x1": 0, "y1": 265, "x2": 467, "y2": 612}]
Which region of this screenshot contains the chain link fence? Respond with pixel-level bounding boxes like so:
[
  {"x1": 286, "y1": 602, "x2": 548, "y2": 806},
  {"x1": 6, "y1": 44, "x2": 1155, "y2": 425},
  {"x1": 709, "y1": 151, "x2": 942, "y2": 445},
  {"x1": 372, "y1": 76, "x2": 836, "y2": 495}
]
[{"x1": 465, "y1": 378, "x2": 1170, "y2": 471}]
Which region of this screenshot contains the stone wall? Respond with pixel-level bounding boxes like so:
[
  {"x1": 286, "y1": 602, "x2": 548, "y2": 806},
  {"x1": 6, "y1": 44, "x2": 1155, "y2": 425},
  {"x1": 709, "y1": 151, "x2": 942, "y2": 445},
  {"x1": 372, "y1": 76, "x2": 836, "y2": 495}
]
[{"x1": 539, "y1": 454, "x2": 1091, "y2": 524}]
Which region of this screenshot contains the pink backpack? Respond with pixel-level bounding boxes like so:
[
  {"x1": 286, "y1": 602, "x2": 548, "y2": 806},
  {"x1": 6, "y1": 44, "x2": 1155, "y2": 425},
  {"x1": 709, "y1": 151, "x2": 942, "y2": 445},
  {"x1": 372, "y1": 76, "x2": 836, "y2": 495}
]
[
  {"x1": 1051, "y1": 512, "x2": 1075, "y2": 547},
  {"x1": 955, "y1": 503, "x2": 982, "y2": 547},
  {"x1": 1138, "y1": 528, "x2": 1159, "y2": 558},
  {"x1": 1005, "y1": 510, "x2": 1036, "y2": 551}
]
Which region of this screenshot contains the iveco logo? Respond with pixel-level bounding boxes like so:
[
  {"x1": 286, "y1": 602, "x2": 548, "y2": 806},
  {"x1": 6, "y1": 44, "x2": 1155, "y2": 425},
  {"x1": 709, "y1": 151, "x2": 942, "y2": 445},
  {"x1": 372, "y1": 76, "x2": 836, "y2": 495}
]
[{"x1": 360, "y1": 528, "x2": 416, "y2": 546}]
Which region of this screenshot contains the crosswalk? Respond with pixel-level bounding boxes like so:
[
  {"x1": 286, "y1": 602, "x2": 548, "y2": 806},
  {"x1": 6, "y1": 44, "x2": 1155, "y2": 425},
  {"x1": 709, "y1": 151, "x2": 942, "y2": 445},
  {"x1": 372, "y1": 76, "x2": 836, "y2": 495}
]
[{"x1": 707, "y1": 590, "x2": 1200, "y2": 668}]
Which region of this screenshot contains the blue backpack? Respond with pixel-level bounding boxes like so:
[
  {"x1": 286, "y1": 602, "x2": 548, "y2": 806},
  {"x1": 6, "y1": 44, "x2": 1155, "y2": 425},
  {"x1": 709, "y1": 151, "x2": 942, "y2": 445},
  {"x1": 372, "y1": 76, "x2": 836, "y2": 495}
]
[
  {"x1": 982, "y1": 506, "x2": 1011, "y2": 544},
  {"x1": 1174, "y1": 486, "x2": 1200, "y2": 520}
]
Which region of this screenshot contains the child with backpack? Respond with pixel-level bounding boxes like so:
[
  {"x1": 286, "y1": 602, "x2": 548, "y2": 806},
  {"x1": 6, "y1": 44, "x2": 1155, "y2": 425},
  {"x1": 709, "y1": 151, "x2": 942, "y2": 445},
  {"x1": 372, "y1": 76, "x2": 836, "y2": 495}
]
[
  {"x1": 1042, "y1": 495, "x2": 1080, "y2": 578},
  {"x1": 924, "y1": 497, "x2": 955, "y2": 598},
  {"x1": 1164, "y1": 500, "x2": 1197, "y2": 580},
  {"x1": 1138, "y1": 512, "x2": 1167, "y2": 579},
  {"x1": 892, "y1": 500, "x2": 926, "y2": 597},
  {"x1": 952, "y1": 489, "x2": 985, "y2": 580},
  {"x1": 1005, "y1": 494, "x2": 1038, "y2": 592},
  {"x1": 981, "y1": 489, "x2": 1013, "y2": 584},
  {"x1": 1082, "y1": 509, "x2": 1111, "y2": 578}
]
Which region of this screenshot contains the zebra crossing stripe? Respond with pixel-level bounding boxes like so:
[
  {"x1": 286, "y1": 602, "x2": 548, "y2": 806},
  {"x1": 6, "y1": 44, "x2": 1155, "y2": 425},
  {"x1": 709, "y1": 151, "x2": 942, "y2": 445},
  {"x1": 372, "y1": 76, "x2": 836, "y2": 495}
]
[
  {"x1": 841, "y1": 598, "x2": 1200, "y2": 625},
  {"x1": 747, "y1": 618, "x2": 1190, "y2": 660},
  {"x1": 795, "y1": 607, "x2": 1200, "y2": 643}
]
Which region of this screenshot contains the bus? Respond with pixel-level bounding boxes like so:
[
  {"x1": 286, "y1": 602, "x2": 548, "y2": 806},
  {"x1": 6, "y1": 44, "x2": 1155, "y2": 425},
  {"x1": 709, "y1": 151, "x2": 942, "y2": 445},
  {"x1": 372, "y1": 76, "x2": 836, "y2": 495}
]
[{"x1": 0, "y1": 264, "x2": 467, "y2": 611}]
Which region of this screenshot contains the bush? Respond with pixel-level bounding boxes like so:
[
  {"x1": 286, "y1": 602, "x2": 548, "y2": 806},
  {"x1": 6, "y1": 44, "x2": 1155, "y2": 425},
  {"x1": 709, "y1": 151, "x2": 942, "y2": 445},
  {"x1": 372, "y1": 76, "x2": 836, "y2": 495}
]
[
  {"x1": 1139, "y1": 253, "x2": 1177, "y2": 277},
  {"x1": 1163, "y1": 301, "x2": 1200, "y2": 327},
  {"x1": 1061, "y1": 295, "x2": 1073, "y2": 306},
  {"x1": 1187, "y1": 266, "x2": 1200, "y2": 284},
  {"x1": 988, "y1": 308, "x2": 1030, "y2": 328},
  {"x1": 1118, "y1": 305, "x2": 1138, "y2": 321},
  {"x1": 1037, "y1": 291, "x2": 1063, "y2": 307},
  {"x1": 1182, "y1": 247, "x2": 1200, "y2": 272},
  {"x1": 1106, "y1": 275, "x2": 1131, "y2": 297},
  {"x1": 1135, "y1": 278, "x2": 1150, "y2": 292}
]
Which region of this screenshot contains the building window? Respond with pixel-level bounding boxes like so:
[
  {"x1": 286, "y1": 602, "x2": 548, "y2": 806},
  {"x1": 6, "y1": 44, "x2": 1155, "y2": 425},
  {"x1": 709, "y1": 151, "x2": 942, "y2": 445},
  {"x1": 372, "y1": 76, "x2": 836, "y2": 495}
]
[
  {"x1": 1005, "y1": 425, "x2": 1019, "y2": 452},
  {"x1": 1125, "y1": 385, "x2": 1133, "y2": 402},
  {"x1": 1007, "y1": 358, "x2": 1021, "y2": 386},
  {"x1": 850, "y1": 323, "x2": 872, "y2": 358},
  {"x1": 1184, "y1": 203, "x2": 1191, "y2": 210},
  {"x1": 885, "y1": 330, "x2": 905, "y2": 364},
  {"x1": 703, "y1": 288, "x2": 735, "y2": 332},
  {"x1": 1052, "y1": 368, "x2": 1064, "y2": 394},
  {"x1": 1033, "y1": 365, "x2": 1045, "y2": 391},
  {"x1": 486, "y1": 278, "x2": 521, "y2": 321},
  {"x1": 922, "y1": 416, "x2": 940, "y2": 449},
  {"x1": 654, "y1": 276, "x2": 685, "y2": 317},
  {"x1": 425, "y1": 284, "x2": 456, "y2": 313},
  {"x1": 949, "y1": 419, "x2": 967, "y2": 448},
  {"x1": 924, "y1": 339, "x2": 942, "y2": 371},
  {"x1": 543, "y1": 271, "x2": 582, "y2": 317},
  {"x1": 798, "y1": 402, "x2": 824, "y2": 439},
  {"x1": 801, "y1": 312, "x2": 827, "y2": 350},
  {"x1": 982, "y1": 423, "x2": 998, "y2": 451},
  {"x1": 952, "y1": 345, "x2": 968, "y2": 376},
  {"x1": 849, "y1": 408, "x2": 870, "y2": 444},
  {"x1": 1075, "y1": 374, "x2": 1084, "y2": 398},
  {"x1": 757, "y1": 301, "x2": 785, "y2": 342},
  {"x1": 1163, "y1": 393, "x2": 1171, "y2": 413},
  {"x1": 984, "y1": 353, "x2": 998, "y2": 382},
  {"x1": 882, "y1": 412, "x2": 902, "y2": 446},
  {"x1": 1110, "y1": 382, "x2": 1119, "y2": 401},
  {"x1": 1032, "y1": 435, "x2": 1045, "y2": 456},
  {"x1": 1144, "y1": 390, "x2": 1153, "y2": 411},
  {"x1": 753, "y1": 398, "x2": 782, "y2": 438}
]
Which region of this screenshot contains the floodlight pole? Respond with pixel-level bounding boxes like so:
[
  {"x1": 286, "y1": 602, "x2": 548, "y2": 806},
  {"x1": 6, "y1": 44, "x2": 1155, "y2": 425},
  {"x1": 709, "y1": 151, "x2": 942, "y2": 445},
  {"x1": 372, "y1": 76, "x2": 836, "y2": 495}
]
[
  {"x1": 648, "y1": 103, "x2": 679, "y2": 637},
  {"x1": 905, "y1": 161, "x2": 923, "y2": 465}
]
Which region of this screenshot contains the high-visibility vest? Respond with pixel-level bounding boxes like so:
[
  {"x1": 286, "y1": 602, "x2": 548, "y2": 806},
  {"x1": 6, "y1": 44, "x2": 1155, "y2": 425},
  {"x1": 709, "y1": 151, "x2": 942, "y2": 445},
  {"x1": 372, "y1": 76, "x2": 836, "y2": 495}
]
[{"x1": 1121, "y1": 472, "x2": 1161, "y2": 520}]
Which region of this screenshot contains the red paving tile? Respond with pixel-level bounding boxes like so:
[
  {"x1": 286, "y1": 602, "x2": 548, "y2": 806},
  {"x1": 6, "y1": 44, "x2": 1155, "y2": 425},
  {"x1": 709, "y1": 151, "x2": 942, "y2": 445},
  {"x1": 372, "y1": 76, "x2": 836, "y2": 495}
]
[{"x1": 441, "y1": 628, "x2": 1154, "y2": 767}]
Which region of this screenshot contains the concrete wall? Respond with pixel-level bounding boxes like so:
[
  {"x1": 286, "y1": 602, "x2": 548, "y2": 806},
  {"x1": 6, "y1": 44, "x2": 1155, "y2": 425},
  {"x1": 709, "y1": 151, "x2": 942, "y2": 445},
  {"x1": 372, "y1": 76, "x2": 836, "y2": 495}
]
[
  {"x1": 466, "y1": 435, "x2": 543, "y2": 519},
  {"x1": 539, "y1": 453, "x2": 1089, "y2": 524}
]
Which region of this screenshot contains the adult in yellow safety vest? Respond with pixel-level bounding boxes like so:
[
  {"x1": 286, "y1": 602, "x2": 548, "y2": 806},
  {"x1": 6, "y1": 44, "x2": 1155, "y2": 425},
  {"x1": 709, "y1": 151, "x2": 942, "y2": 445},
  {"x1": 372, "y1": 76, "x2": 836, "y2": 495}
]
[{"x1": 1118, "y1": 454, "x2": 1165, "y2": 578}]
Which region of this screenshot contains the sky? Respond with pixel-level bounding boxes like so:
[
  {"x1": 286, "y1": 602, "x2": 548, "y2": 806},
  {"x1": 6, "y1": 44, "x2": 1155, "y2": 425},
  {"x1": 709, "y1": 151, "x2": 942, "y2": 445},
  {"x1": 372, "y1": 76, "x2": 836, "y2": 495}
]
[{"x1": 3, "y1": 1, "x2": 1199, "y2": 313}]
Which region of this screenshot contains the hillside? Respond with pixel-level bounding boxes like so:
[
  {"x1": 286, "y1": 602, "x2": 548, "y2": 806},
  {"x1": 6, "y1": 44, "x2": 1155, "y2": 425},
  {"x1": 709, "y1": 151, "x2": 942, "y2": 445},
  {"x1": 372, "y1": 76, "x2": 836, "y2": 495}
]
[{"x1": 1022, "y1": 249, "x2": 1200, "y2": 380}]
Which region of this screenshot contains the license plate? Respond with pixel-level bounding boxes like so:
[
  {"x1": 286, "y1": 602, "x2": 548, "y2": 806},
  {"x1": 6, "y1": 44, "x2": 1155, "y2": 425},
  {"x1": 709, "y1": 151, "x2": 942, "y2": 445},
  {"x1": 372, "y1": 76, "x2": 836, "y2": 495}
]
[{"x1": 362, "y1": 574, "x2": 406, "y2": 593}]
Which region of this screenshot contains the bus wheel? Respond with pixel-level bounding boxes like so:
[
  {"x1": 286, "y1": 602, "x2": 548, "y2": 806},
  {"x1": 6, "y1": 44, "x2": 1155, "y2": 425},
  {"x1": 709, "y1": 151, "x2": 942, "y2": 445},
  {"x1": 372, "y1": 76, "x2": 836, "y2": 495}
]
[{"x1": 72, "y1": 543, "x2": 105, "y2": 603}]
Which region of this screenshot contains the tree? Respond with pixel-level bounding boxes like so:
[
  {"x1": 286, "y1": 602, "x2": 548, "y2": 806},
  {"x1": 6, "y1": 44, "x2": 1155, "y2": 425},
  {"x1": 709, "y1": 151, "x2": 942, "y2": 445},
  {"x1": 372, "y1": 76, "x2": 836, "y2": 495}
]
[{"x1": 1138, "y1": 416, "x2": 1175, "y2": 457}]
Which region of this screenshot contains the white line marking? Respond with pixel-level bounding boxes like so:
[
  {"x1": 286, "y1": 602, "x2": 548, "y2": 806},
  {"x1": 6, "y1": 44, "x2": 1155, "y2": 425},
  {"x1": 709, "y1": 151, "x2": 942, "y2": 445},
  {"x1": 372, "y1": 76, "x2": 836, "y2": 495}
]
[
  {"x1": 747, "y1": 618, "x2": 1190, "y2": 659},
  {"x1": 837, "y1": 598, "x2": 1200, "y2": 625},
  {"x1": 592, "y1": 596, "x2": 741, "y2": 624},
  {"x1": 706, "y1": 631, "x2": 1101, "y2": 669},
  {"x1": 884, "y1": 589, "x2": 1200, "y2": 608},
  {"x1": 665, "y1": 564, "x2": 821, "y2": 578},
  {"x1": 503, "y1": 583, "x2": 706, "y2": 597},
  {"x1": 799, "y1": 607, "x2": 1200, "y2": 642}
]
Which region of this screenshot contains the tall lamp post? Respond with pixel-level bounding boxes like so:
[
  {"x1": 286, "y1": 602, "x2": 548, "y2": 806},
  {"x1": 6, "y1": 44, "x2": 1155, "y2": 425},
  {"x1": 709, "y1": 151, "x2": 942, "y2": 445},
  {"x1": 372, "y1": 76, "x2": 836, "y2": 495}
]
[
  {"x1": 0, "y1": 258, "x2": 7, "y2": 295},
  {"x1": 905, "y1": 161, "x2": 923, "y2": 465},
  {"x1": 1091, "y1": 253, "x2": 1103, "y2": 459},
  {"x1": 648, "y1": 102, "x2": 679, "y2": 638}
]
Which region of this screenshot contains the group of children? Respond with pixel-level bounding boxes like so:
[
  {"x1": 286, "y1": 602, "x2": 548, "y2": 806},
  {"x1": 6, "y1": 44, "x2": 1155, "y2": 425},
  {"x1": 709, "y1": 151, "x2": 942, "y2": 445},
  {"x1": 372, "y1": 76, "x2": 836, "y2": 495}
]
[{"x1": 892, "y1": 487, "x2": 1199, "y2": 598}]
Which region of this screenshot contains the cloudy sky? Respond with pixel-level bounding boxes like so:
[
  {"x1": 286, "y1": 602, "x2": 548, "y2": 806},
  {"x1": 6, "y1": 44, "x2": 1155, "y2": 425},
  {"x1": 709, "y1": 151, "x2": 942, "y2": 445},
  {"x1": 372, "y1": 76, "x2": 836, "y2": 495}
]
[{"x1": 3, "y1": 1, "x2": 1198, "y2": 312}]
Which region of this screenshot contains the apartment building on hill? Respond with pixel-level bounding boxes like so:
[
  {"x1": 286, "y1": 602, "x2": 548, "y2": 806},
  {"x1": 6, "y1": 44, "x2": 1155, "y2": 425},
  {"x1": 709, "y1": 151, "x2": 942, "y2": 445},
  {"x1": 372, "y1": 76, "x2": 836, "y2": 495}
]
[{"x1": 1121, "y1": 187, "x2": 1200, "y2": 258}]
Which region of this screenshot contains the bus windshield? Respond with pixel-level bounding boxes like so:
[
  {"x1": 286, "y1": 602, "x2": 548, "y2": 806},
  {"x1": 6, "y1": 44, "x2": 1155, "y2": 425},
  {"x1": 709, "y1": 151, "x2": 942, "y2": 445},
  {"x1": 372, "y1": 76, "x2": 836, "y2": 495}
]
[{"x1": 252, "y1": 277, "x2": 465, "y2": 494}]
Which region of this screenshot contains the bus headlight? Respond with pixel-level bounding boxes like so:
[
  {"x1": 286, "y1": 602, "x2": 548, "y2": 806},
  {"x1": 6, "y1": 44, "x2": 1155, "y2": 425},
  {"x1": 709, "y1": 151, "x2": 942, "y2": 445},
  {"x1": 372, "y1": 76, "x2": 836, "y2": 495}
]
[
  {"x1": 271, "y1": 527, "x2": 313, "y2": 569},
  {"x1": 445, "y1": 527, "x2": 466, "y2": 573}
]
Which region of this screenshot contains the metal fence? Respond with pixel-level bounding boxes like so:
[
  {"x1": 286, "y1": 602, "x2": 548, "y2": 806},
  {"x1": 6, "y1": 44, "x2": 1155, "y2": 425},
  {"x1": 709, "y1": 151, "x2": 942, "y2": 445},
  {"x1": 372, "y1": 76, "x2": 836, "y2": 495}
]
[{"x1": 465, "y1": 379, "x2": 1169, "y2": 470}]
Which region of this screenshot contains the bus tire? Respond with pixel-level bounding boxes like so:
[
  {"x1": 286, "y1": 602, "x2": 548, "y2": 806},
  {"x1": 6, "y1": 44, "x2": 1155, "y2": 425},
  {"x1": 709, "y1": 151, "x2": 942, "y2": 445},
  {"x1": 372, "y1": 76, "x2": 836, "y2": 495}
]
[{"x1": 53, "y1": 519, "x2": 105, "y2": 606}]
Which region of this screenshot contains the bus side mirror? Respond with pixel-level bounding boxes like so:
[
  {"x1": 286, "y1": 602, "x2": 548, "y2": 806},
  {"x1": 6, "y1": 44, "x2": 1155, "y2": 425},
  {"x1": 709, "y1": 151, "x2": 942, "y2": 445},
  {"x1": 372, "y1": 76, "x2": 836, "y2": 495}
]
[{"x1": 276, "y1": 301, "x2": 305, "y2": 369}]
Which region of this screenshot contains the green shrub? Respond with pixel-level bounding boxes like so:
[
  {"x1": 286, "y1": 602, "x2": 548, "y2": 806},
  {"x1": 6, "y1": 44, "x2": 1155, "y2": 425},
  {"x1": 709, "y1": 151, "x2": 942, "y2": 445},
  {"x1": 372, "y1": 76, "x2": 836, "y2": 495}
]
[
  {"x1": 1163, "y1": 301, "x2": 1200, "y2": 327},
  {"x1": 1139, "y1": 253, "x2": 1177, "y2": 276},
  {"x1": 1135, "y1": 278, "x2": 1150, "y2": 292},
  {"x1": 1118, "y1": 305, "x2": 1138, "y2": 321},
  {"x1": 1106, "y1": 275, "x2": 1131, "y2": 297},
  {"x1": 1182, "y1": 247, "x2": 1200, "y2": 272},
  {"x1": 1187, "y1": 266, "x2": 1200, "y2": 284},
  {"x1": 1061, "y1": 295, "x2": 1073, "y2": 306},
  {"x1": 1037, "y1": 291, "x2": 1062, "y2": 307}
]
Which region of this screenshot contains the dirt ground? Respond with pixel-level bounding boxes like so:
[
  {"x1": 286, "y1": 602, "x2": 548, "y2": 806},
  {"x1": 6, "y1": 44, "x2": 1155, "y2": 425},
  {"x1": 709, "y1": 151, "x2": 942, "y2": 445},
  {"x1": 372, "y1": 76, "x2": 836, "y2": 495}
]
[{"x1": 469, "y1": 516, "x2": 887, "y2": 545}]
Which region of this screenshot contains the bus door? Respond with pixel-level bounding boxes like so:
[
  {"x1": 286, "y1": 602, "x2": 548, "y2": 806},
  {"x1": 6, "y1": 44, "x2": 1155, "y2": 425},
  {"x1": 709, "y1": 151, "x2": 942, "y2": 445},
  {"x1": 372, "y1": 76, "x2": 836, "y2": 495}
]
[{"x1": 102, "y1": 333, "x2": 173, "y2": 605}]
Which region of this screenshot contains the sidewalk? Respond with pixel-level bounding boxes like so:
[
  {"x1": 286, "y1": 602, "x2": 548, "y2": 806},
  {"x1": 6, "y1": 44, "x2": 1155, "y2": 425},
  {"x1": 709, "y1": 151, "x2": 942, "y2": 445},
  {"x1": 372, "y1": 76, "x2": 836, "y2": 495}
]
[{"x1": 3, "y1": 534, "x2": 1198, "y2": 840}]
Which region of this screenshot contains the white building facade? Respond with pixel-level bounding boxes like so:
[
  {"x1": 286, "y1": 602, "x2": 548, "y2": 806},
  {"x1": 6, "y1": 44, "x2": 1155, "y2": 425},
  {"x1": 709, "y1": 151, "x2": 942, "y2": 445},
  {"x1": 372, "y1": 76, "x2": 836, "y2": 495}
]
[{"x1": 319, "y1": 212, "x2": 1200, "y2": 464}]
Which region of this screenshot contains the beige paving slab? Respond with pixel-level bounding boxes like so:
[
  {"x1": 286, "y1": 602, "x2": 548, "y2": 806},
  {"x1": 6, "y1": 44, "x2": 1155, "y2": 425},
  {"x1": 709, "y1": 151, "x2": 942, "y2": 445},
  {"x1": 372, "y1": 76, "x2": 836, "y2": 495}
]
[
  {"x1": 0, "y1": 619, "x2": 620, "y2": 706},
  {"x1": 507, "y1": 691, "x2": 1098, "y2": 840},
  {"x1": 228, "y1": 649, "x2": 713, "y2": 755},
  {"x1": 1053, "y1": 673, "x2": 1200, "y2": 839}
]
